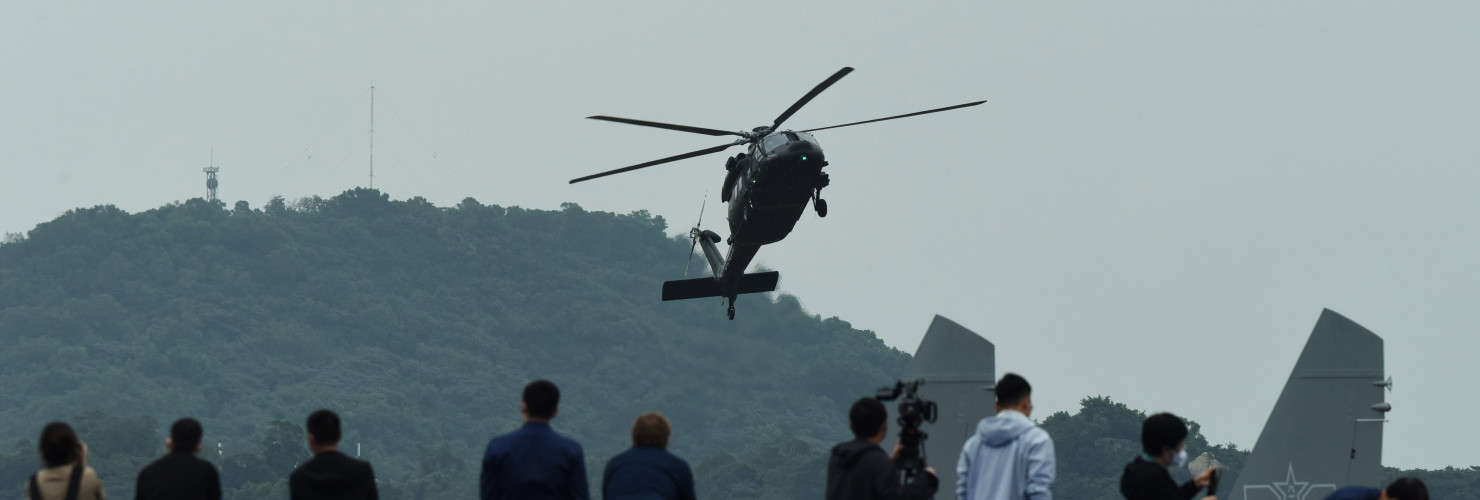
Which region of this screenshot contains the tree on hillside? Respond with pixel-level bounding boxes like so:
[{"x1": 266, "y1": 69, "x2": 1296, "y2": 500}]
[{"x1": 1041, "y1": 396, "x2": 1248, "y2": 500}]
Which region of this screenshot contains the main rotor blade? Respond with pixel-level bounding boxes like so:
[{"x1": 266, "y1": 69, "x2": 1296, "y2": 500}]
[
  {"x1": 569, "y1": 143, "x2": 736, "y2": 184},
  {"x1": 588, "y1": 116, "x2": 743, "y2": 137},
  {"x1": 772, "y1": 67, "x2": 854, "y2": 131},
  {"x1": 800, "y1": 100, "x2": 987, "y2": 133}
]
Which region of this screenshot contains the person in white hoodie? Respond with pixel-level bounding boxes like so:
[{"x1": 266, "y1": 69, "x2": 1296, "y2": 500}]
[{"x1": 956, "y1": 373, "x2": 1056, "y2": 500}]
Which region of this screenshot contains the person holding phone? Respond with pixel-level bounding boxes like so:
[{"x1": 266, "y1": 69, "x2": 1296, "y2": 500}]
[
  {"x1": 1119, "y1": 413, "x2": 1217, "y2": 500},
  {"x1": 27, "y1": 421, "x2": 106, "y2": 500}
]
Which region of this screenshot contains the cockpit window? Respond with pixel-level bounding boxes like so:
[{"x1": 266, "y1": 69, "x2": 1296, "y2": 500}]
[
  {"x1": 762, "y1": 133, "x2": 791, "y2": 153},
  {"x1": 795, "y1": 132, "x2": 820, "y2": 146}
]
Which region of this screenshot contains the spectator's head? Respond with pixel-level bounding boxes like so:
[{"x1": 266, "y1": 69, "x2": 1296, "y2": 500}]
[
  {"x1": 522, "y1": 380, "x2": 560, "y2": 421},
  {"x1": 168, "y1": 418, "x2": 204, "y2": 453},
  {"x1": 849, "y1": 397, "x2": 888, "y2": 442},
  {"x1": 994, "y1": 373, "x2": 1033, "y2": 416},
  {"x1": 1382, "y1": 477, "x2": 1428, "y2": 500},
  {"x1": 1141, "y1": 413, "x2": 1188, "y2": 459},
  {"x1": 38, "y1": 422, "x2": 80, "y2": 468},
  {"x1": 631, "y1": 412, "x2": 672, "y2": 449},
  {"x1": 306, "y1": 409, "x2": 342, "y2": 450}
]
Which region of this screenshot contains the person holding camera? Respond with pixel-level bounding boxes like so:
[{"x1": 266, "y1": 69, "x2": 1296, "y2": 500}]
[
  {"x1": 1119, "y1": 413, "x2": 1217, "y2": 500},
  {"x1": 27, "y1": 421, "x2": 106, "y2": 500},
  {"x1": 956, "y1": 373, "x2": 1056, "y2": 500},
  {"x1": 826, "y1": 397, "x2": 938, "y2": 500}
]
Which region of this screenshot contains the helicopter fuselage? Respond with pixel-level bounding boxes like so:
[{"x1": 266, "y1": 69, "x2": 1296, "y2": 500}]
[{"x1": 724, "y1": 130, "x2": 826, "y2": 247}]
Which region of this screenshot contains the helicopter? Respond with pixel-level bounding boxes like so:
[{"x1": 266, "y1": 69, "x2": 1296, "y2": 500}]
[{"x1": 571, "y1": 67, "x2": 984, "y2": 319}]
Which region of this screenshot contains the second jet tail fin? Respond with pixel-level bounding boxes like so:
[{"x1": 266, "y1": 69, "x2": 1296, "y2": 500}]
[{"x1": 1224, "y1": 309, "x2": 1389, "y2": 500}]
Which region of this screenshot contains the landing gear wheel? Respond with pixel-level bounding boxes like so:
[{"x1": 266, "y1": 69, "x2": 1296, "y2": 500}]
[
  {"x1": 727, "y1": 305, "x2": 736, "y2": 320},
  {"x1": 815, "y1": 198, "x2": 828, "y2": 218}
]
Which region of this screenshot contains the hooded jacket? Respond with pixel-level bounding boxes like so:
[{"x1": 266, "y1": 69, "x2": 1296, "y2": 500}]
[
  {"x1": 826, "y1": 438, "x2": 938, "y2": 500},
  {"x1": 288, "y1": 450, "x2": 378, "y2": 500},
  {"x1": 1118, "y1": 456, "x2": 1199, "y2": 500},
  {"x1": 956, "y1": 410, "x2": 1055, "y2": 500}
]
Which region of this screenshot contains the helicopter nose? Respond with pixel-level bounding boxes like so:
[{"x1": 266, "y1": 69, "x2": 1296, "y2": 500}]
[{"x1": 777, "y1": 141, "x2": 823, "y2": 165}]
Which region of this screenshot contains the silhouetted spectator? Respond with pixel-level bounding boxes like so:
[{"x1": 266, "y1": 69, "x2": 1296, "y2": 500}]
[
  {"x1": 481, "y1": 380, "x2": 589, "y2": 500},
  {"x1": 1324, "y1": 477, "x2": 1428, "y2": 500},
  {"x1": 826, "y1": 397, "x2": 938, "y2": 500},
  {"x1": 134, "y1": 417, "x2": 222, "y2": 500},
  {"x1": 1119, "y1": 413, "x2": 1216, "y2": 500},
  {"x1": 26, "y1": 421, "x2": 106, "y2": 500},
  {"x1": 956, "y1": 373, "x2": 1056, "y2": 500},
  {"x1": 602, "y1": 412, "x2": 695, "y2": 500},
  {"x1": 289, "y1": 409, "x2": 378, "y2": 500}
]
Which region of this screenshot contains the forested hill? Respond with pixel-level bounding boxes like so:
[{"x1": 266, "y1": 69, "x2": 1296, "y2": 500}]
[{"x1": 0, "y1": 189, "x2": 909, "y2": 498}]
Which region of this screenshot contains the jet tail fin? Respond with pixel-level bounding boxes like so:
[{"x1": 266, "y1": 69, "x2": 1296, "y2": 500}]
[
  {"x1": 1225, "y1": 309, "x2": 1388, "y2": 500},
  {"x1": 887, "y1": 315, "x2": 997, "y2": 495},
  {"x1": 661, "y1": 271, "x2": 779, "y2": 301}
]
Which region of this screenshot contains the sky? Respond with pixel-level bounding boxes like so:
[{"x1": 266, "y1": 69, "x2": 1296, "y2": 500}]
[{"x1": 3, "y1": 2, "x2": 1478, "y2": 469}]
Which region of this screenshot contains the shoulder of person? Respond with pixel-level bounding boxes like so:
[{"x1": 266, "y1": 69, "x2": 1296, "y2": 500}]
[
  {"x1": 136, "y1": 457, "x2": 161, "y2": 475},
  {"x1": 557, "y1": 432, "x2": 584, "y2": 452},
  {"x1": 661, "y1": 449, "x2": 690, "y2": 465},
  {"x1": 485, "y1": 428, "x2": 527, "y2": 449},
  {"x1": 1026, "y1": 425, "x2": 1054, "y2": 442},
  {"x1": 858, "y1": 445, "x2": 893, "y2": 470},
  {"x1": 670, "y1": 452, "x2": 694, "y2": 475},
  {"x1": 193, "y1": 454, "x2": 221, "y2": 470},
  {"x1": 81, "y1": 466, "x2": 105, "y2": 491}
]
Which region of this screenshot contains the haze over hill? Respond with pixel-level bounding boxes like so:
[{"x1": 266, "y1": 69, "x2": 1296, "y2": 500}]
[{"x1": 1, "y1": 191, "x2": 1475, "y2": 499}]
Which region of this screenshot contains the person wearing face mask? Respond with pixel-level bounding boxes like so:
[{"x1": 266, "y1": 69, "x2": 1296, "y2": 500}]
[{"x1": 1119, "y1": 413, "x2": 1217, "y2": 500}]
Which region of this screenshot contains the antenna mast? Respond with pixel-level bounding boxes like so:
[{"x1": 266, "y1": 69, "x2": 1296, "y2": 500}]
[
  {"x1": 203, "y1": 148, "x2": 220, "y2": 202},
  {"x1": 369, "y1": 85, "x2": 375, "y2": 190}
]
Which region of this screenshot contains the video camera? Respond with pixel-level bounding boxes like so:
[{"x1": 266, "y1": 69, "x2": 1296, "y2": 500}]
[{"x1": 876, "y1": 380, "x2": 938, "y2": 479}]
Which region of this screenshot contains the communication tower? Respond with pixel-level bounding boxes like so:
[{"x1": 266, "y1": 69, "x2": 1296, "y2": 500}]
[{"x1": 203, "y1": 150, "x2": 220, "y2": 202}]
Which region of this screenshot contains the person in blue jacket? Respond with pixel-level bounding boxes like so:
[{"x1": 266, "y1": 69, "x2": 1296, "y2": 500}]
[
  {"x1": 481, "y1": 380, "x2": 589, "y2": 500},
  {"x1": 602, "y1": 412, "x2": 696, "y2": 500},
  {"x1": 1324, "y1": 478, "x2": 1427, "y2": 500},
  {"x1": 956, "y1": 373, "x2": 1056, "y2": 500}
]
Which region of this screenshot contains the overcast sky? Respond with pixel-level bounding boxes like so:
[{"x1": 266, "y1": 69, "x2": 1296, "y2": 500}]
[{"x1": 4, "y1": 2, "x2": 1477, "y2": 469}]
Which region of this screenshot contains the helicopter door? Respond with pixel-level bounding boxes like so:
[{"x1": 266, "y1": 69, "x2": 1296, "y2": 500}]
[{"x1": 722, "y1": 154, "x2": 746, "y2": 202}]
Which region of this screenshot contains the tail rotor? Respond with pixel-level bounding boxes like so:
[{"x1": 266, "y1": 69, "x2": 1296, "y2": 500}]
[{"x1": 684, "y1": 193, "x2": 707, "y2": 277}]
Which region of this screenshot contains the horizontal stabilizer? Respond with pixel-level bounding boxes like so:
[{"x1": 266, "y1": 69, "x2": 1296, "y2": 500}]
[
  {"x1": 661, "y1": 271, "x2": 779, "y2": 301},
  {"x1": 735, "y1": 271, "x2": 780, "y2": 295}
]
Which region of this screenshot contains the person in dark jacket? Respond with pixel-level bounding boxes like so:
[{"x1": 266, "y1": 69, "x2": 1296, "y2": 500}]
[
  {"x1": 602, "y1": 412, "x2": 696, "y2": 500},
  {"x1": 134, "y1": 418, "x2": 222, "y2": 500},
  {"x1": 825, "y1": 397, "x2": 937, "y2": 500},
  {"x1": 289, "y1": 409, "x2": 378, "y2": 500},
  {"x1": 481, "y1": 380, "x2": 589, "y2": 500},
  {"x1": 1324, "y1": 477, "x2": 1427, "y2": 500},
  {"x1": 1119, "y1": 413, "x2": 1216, "y2": 500}
]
